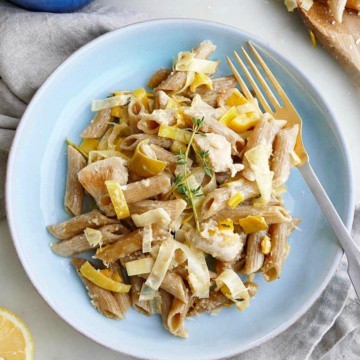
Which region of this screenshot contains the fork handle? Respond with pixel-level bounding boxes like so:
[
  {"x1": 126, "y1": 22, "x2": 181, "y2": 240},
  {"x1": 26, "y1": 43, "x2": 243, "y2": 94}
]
[{"x1": 299, "y1": 162, "x2": 360, "y2": 299}]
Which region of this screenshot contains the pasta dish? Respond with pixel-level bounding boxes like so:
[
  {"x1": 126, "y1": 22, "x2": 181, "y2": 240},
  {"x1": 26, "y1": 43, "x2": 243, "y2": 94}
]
[{"x1": 47, "y1": 40, "x2": 300, "y2": 338}]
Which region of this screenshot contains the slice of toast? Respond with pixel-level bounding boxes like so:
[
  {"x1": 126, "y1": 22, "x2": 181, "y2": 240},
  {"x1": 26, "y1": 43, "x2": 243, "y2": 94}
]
[{"x1": 298, "y1": 1, "x2": 360, "y2": 85}]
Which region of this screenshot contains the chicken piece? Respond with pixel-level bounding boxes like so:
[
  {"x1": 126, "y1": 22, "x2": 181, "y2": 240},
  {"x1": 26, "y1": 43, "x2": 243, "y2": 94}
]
[
  {"x1": 186, "y1": 220, "x2": 243, "y2": 262},
  {"x1": 78, "y1": 157, "x2": 128, "y2": 216},
  {"x1": 193, "y1": 133, "x2": 243, "y2": 176}
]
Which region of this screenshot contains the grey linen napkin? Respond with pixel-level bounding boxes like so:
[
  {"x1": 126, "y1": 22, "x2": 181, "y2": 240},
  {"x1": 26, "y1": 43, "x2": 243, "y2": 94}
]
[{"x1": 0, "y1": 2, "x2": 359, "y2": 359}]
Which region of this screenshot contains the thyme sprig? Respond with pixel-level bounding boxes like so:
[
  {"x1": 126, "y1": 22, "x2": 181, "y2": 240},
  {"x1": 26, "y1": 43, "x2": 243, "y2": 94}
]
[
  {"x1": 197, "y1": 149, "x2": 213, "y2": 178},
  {"x1": 171, "y1": 117, "x2": 206, "y2": 232}
]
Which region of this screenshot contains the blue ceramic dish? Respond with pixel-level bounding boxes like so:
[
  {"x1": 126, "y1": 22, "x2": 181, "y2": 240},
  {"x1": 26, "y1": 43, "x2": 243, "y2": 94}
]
[
  {"x1": 7, "y1": 0, "x2": 94, "y2": 12},
  {"x1": 6, "y1": 19, "x2": 354, "y2": 360}
]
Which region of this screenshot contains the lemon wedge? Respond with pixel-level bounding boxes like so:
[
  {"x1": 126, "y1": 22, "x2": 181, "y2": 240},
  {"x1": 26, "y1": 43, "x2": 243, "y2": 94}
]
[{"x1": 0, "y1": 307, "x2": 34, "y2": 360}]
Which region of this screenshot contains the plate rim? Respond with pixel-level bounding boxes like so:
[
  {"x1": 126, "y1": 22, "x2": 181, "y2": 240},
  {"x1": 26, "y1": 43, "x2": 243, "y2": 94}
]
[{"x1": 5, "y1": 18, "x2": 355, "y2": 360}]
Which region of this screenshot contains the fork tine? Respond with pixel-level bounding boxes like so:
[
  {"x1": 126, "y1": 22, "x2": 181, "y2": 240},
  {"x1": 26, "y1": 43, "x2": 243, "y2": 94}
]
[
  {"x1": 248, "y1": 42, "x2": 291, "y2": 105},
  {"x1": 226, "y1": 56, "x2": 253, "y2": 100},
  {"x1": 241, "y1": 47, "x2": 281, "y2": 109},
  {"x1": 233, "y1": 51, "x2": 272, "y2": 114}
]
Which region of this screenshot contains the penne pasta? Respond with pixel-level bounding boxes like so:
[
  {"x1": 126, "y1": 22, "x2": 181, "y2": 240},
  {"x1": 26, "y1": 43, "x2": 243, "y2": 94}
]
[
  {"x1": 142, "y1": 270, "x2": 188, "y2": 303},
  {"x1": 271, "y1": 125, "x2": 299, "y2": 188},
  {"x1": 150, "y1": 144, "x2": 177, "y2": 169},
  {"x1": 109, "y1": 262, "x2": 132, "y2": 319},
  {"x1": 95, "y1": 226, "x2": 169, "y2": 263},
  {"x1": 156, "y1": 40, "x2": 216, "y2": 93},
  {"x1": 122, "y1": 173, "x2": 171, "y2": 204},
  {"x1": 167, "y1": 297, "x2": 189, "y2": 338},
  {"x1": 127, "y1": 97, "x2": 145, "y2": 133},
  {"x1": 262, "y1": 223, "x2": 293, "y2": 281},
  {"x1": 72, "y1": 258, "x2": 124, "y2": 319},
  {"x1": 129, "y1": 276, "x2": 154, "y2": 316},
  {"x1": 81, "y1": 108, "x2": 111, "y2": 139},
  {"x1": 47, "y1": 210, "x2": 117, "y2": 240},
  {"x1": 201, "y1": 115, "x2": 245, "y2": 154},
  {"x1": 243, "y1": 230, "x2": 267, "y2": 275},
  {"x1": 128, "y1": 199, "x2": 187, "y2": 222},
  {"x1": 187, "y1": 290, "x2": 231, "y2": 316},
  {"x1": 148, "y1": 68, "x2": 172, "y2": 88},
  {"x1": 212, "y1": 205, "x2": 292, "y2": 225},
  {"x1": 64, "y1": 145, "x2": 86, "y2": 216},
  {"x1": 137, "y1": 109, "x2": 176, "y2": 134},
  {"x1": 51, "y1": 224, "x2": 130, "y2": 257},
  {"x1": 201, "y1": 177, "x2": 259, "y2": 219},
  {"x1": 155, "y1": 90, "x2": 171, "y2": 109},
  {"x1": 120, "y1": 134, "x2": 172, "y2": 152},
  {"x1": 194, "y1": 76, "x2": 238, "y2": 107},
  {"x1": 242, "y1": 114, "x2": 287, "y2": 181}
]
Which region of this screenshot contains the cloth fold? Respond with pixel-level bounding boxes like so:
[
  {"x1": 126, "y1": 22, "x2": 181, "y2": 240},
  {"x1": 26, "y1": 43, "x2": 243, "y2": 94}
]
[{"x1": 0, "y1": 1, "x2": 358, "y2": 359}]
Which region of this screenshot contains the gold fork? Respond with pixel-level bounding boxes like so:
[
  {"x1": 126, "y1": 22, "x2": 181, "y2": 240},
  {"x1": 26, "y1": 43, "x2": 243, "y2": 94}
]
[{"x1": 227, "y1": 43, "x2": 360, "y2": 298}]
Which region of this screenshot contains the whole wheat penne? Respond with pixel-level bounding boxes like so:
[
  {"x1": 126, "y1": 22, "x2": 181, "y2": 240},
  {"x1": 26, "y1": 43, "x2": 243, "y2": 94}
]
[
  {"x1": 242, "y1": 115, "x2": 287, "y2": 181},
  {"x1": 150, "y1": 144, "x2": 177, "y2": 168},
  {"x1": 167, "y1": 297, "x2": 189, "y2": 338},
  {"x1": 155, "y1": 72, "x2": 188, "y2": 93},
  {"x1": 96, "y1": 127, "x2": 112, "y2": 151},
  {"x1": 120, "y1": 134, "x2": 172, "y2": 151},
  {"x1": 128, "y1": 199, "x2": 187, "y2": 222},
  {"x1": 122, "y1": 174, "x2": 171, "y2": 204},
  {"x1": 95, "y1": 226, "x2": 168, "y2": 263},
  {"x1": 192, "y1": 40, "x2": 217, "y2": 59},
  {"x1": 95, "y1": 230, "x2": 143, "y2": 263},
  {"x1": 137, "y1": 109, "x2": 176, "y2": 134},
  {"x1": 51, "y1": 224, "x2": 130, "y2": 257},
  {"x1": 128, "y1": 97, "x2": 145, "y2": 127},
  {"x1": 187, "y1": 290, "x2": 230, "y2": 316},
  {"x1": 148, "y1": 68, "x2": 172, "y2": 88},
  {"x1": 155, "y1": 90, "x2": 170, "y2": 109},
  {"x1": 243, "y1": 230, "x2": 267, "y2": 275},
  {"x1": 81, "y1": 108, "x2": 111, "y2": 139},
  {"x1": 193, "y1": 76, "x2": 237, "y2": 107},
  {"x1": 202, "y1": 116, "x2": 245, "y2": 154},
  {"x1": 65, "y1": 145, "x2": 86, "y2": 216},
  {"x1": 159, "y1": 289, "x2": 188, "y2": 338},
  {"x1": 72, "y1": 258, "x2": 123, "y2": 319},
  {"x1": 141, "y1": 271, "x2": 188, "y2": 303},
  {"x1": 156, "y1": 40, "x2": 216, "y2": 92},
  {"x1": 130, "y1": 276, "x2": 154, "y2": 316},
  {"x1": 271, "y1": 125, "x2": 299, "y2": 188},
  {"x1": 212, "y1": 205, "x2": 292, "y2": 224},
  {"x1": 47, "y1": 210, "x2": 118, "y2": 240},
  {"x1": 109, "y1": 262, "x2": 131, "y2": 319},
  {"x1": 201, "y1": 178, "x2": 259, "y2": 219},
  {"x1": 262, "y1": 223, "x2": 290, "y2": 281},
  {"x1": 212, "y1": 75, "x2": 238, "y2": 93}
]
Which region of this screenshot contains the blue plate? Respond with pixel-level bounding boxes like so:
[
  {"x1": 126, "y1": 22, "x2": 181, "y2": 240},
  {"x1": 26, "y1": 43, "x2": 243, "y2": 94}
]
[
  {"x1": 6, "y1": 19, "x2": 354, "y2": 360},
  {"x1": 7, "y1": 0, "x2": 94, "y2": 12}
]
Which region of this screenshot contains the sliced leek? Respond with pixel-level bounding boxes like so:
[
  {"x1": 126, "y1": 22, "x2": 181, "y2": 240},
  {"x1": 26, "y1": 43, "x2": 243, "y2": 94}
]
[
  {"x1": 158, "y1": 125, "x2": 191, "y2": 144},
  {"x1": 80, "y1": 261, "x2": 131, "y2": 293},
  {"x1": 105, "y1": 180, "x2": 130, "y2": 219},
  {"x1": 128, "y1": 139, "x2": 167, "y2": 177}
]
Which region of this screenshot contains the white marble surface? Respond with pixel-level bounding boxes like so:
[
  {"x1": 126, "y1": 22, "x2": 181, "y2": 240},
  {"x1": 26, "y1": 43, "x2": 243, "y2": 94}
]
[{"x1": 1, "y1": 0, "x2": 359, "y2": 359}]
